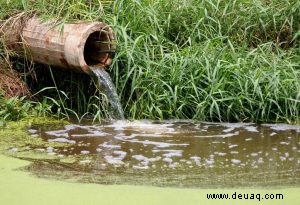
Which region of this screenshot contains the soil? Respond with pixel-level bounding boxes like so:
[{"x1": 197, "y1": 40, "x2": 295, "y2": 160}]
[{"x1": 0, "y1": 65, "x2": 29, "y2": 98}]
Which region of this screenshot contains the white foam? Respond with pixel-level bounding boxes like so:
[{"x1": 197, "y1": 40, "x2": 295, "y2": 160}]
[
  {"x1": 132, "y1": 155, "x2": 148, "y2": 161},
  {"x1": 257, "y1": 158, "x2": 264, "y2": 164},
  {"x1": 190, "y1": 156, "x2": 201, "y2": 166},
  {"x1": 80, "y1": 160, "x2": 91, "y2": 164},
  {"x1": 162, "y1": 150, "x2": 183, "y2": 158},
  {"x1": 221, "y1": 123, "x2": 260, "y2": 133},
  {"x1": 168, "y1": 162, "x2": 179, "y2": 168},
  {"x1": 28, "y1": 129, "x2": 38, "y2": 134},
  {"x1": 217, "y1": 152, "x2": 227, "y2": 156},
  {"x1": 163, "y1": 158, "x2": 173, "y2": 163},
  {"x1": 104, "y1": 155, "x2": 124, "y2": 165},
  {"x1": 280, "y1": 141, "x2": 290, "y2": 145},
  {"x1": 132, "y1": 165, "x2": 149, "y2": 170},
  {"x1": 244, "y1": 126, "x2": 258, "y2": 132},
  {"x1": 64, "y1": 124, "x2": 84, "y2": 130},
  {"x1": 195, "y1": 131, "x2": 239, "y2": 138},
  {"x1": 262, "y1": 124, "x2": 300, "y2": 132},
  {"x1": 104, "y1": 120, "x2": 175, "y2": 133},
  {"x1": 279, "y1": 156, "x2": 286, "y2": 161},
  {"x1": 250, "y1": 153, "x2": 258, "y2": 157},
  {"x1": 223, "y1": 127, "x2": 235, "y2": 133},
  {"x1": 48, "y1": 138, "x2": 76, "y2": 144},
  {"x1": 113, "y1": 150, "x2": 127, "y2": 160},
  {"x1": 206, "y1": 159, "x2": 214, "y2": 165},
  {"x1": 99, "y1": 142, "x2": 121, "y2": 149},
  {"x1": 231, "y1": 159, "x2": 241, "y2": 164},
  {"x1": 71, "y1": 130, "x2": 108, "y2": 137},
  {"x1": 229, "y1": 144, "x2": 238, "y2": 149},
  {"x1": 47, "y1": 147, "x2": 54, "y2": 152},
  {"x1": 80, "y1": 150, "x2": 90, "y2": 155},
  {"x1": 45, "y1": 130, "x2": 69, "y2": 138},
  {"x1": 114, "y1": 136, "x2": 188, "y2": 148}
]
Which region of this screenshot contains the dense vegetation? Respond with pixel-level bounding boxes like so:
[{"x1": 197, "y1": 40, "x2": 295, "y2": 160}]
[{"x1": 0, "y1": 0, "x2": 299, "y2": 123}]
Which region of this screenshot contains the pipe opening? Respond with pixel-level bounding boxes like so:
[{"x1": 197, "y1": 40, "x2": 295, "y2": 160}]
[{"x1": 84, "y1": 30, "x2": 114, "y2": 67}]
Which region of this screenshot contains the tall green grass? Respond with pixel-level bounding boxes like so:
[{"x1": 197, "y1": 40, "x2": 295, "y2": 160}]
[{"x1": 0, "y1": 0, "x2": 299, "y2": 123}]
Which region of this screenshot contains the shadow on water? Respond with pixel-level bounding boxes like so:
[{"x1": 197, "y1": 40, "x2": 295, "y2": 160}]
[{"x1": 25, "y1": 121, "x2": 300, "y2": 188}]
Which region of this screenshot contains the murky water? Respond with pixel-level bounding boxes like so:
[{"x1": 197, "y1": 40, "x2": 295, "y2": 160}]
[
  {"x1": 29, "y1": 121, "x2": 300, "y2": 188},
  {"x1": 90, "y1": 67, "x2": 124, "y2": 120}
]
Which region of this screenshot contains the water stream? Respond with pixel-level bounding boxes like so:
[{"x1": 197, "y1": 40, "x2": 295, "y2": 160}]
[{"x1": 90, "y1": 67, "x2": 124, "y2": 120}]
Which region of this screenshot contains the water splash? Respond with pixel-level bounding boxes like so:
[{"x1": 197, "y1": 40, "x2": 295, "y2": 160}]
[{"x1": 90, "y1": 66, "x2": 124, "y2": 120}]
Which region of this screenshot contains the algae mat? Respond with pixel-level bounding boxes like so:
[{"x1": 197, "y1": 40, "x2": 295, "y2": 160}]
[{"x1": 0, "y1": 154, "x2": 299, "y2": 205}]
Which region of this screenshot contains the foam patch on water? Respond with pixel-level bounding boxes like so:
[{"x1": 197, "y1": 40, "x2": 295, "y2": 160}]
[
  {"x1": 218, "y1": 123, "x2": 261, "y2": 134},
  {"x1": 71, "y1": 130, "x2": 109, "y2": 138},
  {"x1": 231, "y1": 159, "x2": 241, "y2": 164},
  {"x1": 113, "y1": 150, "x2": 127, "y2": 160},
  {"x1": 99, "y1": 142, "x2": 121, "y2": 149},
  {"x1": 114, "y1": 136, "x2": 189, "y2": 148},
  {"x1": 229, "y1": 144, "x2": 238, "y2": 149},
  {"x1": 250, "y1": 153, "x2": 259, "y2": 157},
  {"x1": 195, "y1": 131, "x2": 240, "y2": 138},
  {"x1": 104, "y1": 151, "x2": 126, "y2": 165},
  {"x1": 132, "y1": 155, "x2": 161, "y2": 164},
  {"x1": 244, "y1": 126, "x2": 259, "y2": 132},
  {"x1": 104, "y1": 156, "x2": 124, "y2": 165},
  {"x1": 262, "y1": 124, "x2": 300, "y2": 132},
  {"x1": 80, "y1": 150, "x2": 90, "y2": 155},
  {"x1": 162, "y1": 150, "x2": 183, "y2": 158},
  {"x1": 132, "y1": 155, "x2": 148, "y2": 161},
  {"x1": 104, "y1": 120, "x2": 175, "y2": 133},
  {"x1": 190, "y1": 156, "x2": 201, "y2": 166},
  {"x1": 64, "y1": 124, "x2": 84, "y2": 130},
  {"x1": 48, "y1": 138, "x2": 76, "y2": 144},
  {"x1": 216, "y1": 152, "x2": 227, "y2": 156},
  {"x1": 45, "y1": 130, "x2": 69, "y2": 138},
  {"x1": 28, "y1": 129, "x2": 38, "y2": 134}
]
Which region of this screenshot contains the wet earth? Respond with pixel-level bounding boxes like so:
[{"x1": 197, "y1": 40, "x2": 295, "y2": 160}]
[{"x1": 26, "y1": 120, "x2": 300, "y2": 188}]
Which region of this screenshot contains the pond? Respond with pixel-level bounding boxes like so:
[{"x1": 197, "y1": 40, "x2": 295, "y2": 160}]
[{"x1": 27, "y1": 120, "x2": 300, "y2": 188}]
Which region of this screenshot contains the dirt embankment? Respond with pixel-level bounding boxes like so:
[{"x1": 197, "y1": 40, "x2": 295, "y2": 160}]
[{"x1": 0, "y1": 63, "x2": 29, "y2": 98}]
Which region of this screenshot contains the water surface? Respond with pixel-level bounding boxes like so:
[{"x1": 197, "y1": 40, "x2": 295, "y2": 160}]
[{"x1": 29, "y1": 121, "x2": 300, "y2": 188}]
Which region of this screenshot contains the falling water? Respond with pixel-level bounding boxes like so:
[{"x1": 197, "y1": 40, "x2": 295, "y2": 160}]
[{"x1": 90, "y1": 66, "x2": 124, "y2": 120}]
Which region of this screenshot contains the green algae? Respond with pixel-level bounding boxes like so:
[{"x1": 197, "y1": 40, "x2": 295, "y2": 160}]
[
  {"x1": 0, "y1": 117, "x2": 73, "y2": 160},
  {"x1": 0, "y1": 154, "x2": 299, "y2": 205}
]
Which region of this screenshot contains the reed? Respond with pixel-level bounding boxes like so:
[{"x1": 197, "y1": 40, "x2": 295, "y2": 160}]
[{"x1": 0, "y1": 0, "x2": 299, "y2": 123}]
